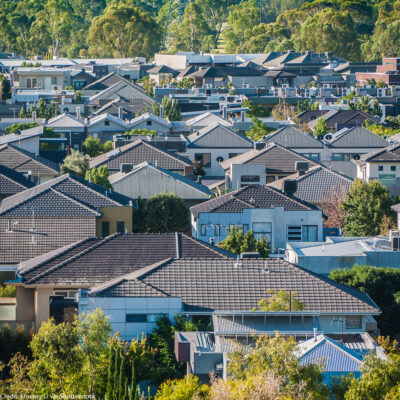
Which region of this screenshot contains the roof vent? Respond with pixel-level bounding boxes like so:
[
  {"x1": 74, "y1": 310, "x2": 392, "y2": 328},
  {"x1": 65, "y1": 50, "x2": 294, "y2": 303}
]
[
  {"x1": 283, "y1": 180, "x2": 297, "y2": 196},
  {"x1": 255, "y1": 142, "x2": 266, "y2": 150}
]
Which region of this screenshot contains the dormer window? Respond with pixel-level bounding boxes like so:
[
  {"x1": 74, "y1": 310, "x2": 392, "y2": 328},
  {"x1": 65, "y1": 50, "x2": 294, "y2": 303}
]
[
  {"x1": 147, "y1": 120, "x2": 152, "y2": 126},
  {"x1": 105, "y1": 120, "x2": 110, "y2": 126}
]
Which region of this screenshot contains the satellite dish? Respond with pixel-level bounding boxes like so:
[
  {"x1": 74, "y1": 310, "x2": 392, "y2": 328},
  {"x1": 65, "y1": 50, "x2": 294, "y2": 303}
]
[
  {"x1": 317, "y1": 135, "x2": 324, "y2": 141},
  {"x1": 216, "y1": 156, "x2": 224, "y2": 162},
  {"x1": 325, "y1": 134, "x2": 332, "y2": 141},
  {"x1": 353, "y1": 154, "x2": 361, "y2": 160}
]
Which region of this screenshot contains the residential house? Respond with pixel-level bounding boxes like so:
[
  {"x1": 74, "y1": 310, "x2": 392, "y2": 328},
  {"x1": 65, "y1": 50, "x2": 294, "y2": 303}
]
[
  {"x1": 0, "y1": 144, "x2": 59, "y2": 183},
  {"x1": 356, "y1": 58, "x2": 400, "y2": 86},
  {"x1": 147, "y1": 65, "x2": 179, "y2": 85},
  {"x1": 0, "y1": 174, "x2": 135, "y2": 265},
  {"x1": 184, "y1": 123, "x2": 254, "y2": 177},
  {"x1": 0, "y1": 125, "x2": 43, "y2": 155},
  {"x1": 285, "y1": 236, "x2": 400, "y2": 276},
  {"x1": 261, "y1": 126, "x2": 324, "y2": 162},
  {"x1": 46, "y1": 113, "x2": 86, "y2": 151},
  {"x1": 79, "y1": 256, "x2": 379, "y2": 342},
  {"x1": 108, "y1": 162, "x2": 212, "y2": 206},
  {"x1": 220, "y1": 143, "x2": 318, "y2": 189},
  {"x1": 308, "y1": 110, "x2": 378, "y2": 133},
  {"x1": 0, "y1": 165, "x2": 35, "y2": 200},
  {"x1": 355, "y1": 144, "x2": 400, "y2": 195},
  {"x1": 70, "y1": 69, "x2": 96, "y2": 90},
  {"x1": 190, "y1": 184, "x2": 323, "y2": 250},
  {"x1": 189, "y1": 66, "x2": 268, "y2": 88},
  {"x1": 12, "y1": 68, "x2": 71, "y2": 90},
  {"x1": 185, "y1": 112, "x2": 233, "y2": 130},
  {"x1": 89, "y1": 139, "x2": 193, "y2": 175},
  {"x1": 8, "y1": 232, "x2": 232, "y2": 330},
  {"x1": 129, "y1": 113, "x2": 172, "y2": 135},
  {"x1": 86, "y1": 113, "x2": 131, "y2": 142},
  {"x1": 268, "y1": 165, "x2": 353, "y2": 208}
]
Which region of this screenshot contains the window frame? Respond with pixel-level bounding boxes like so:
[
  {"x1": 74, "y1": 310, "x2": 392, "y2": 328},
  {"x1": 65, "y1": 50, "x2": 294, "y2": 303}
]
[{"x1": 126, "y1": 314, "x2": 147, "y2": 323}]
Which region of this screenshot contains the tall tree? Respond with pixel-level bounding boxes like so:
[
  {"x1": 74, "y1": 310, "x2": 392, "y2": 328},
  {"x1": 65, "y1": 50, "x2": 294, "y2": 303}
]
[
  {"x1": 60, "y1": 150, "x2": 90, "y2": 178},
  {"x1": 340, "y1": 179, "x2": 397, "y2": 237},
  {"x1": 88, "y1": 2, "x2": 161, "y2": 59}
]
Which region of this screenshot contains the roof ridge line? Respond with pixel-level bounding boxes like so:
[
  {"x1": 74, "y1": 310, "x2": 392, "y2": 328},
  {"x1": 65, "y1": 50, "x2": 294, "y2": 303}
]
[
  {"x1": 19, "y1": 237, "x2": 95, "y2": 275},
  {"x1": 88, "y1": 257, "x2": 173, "y2": 295},
  {"x1": 25, "y1": 233, "x2": 121, "y2": 284}
]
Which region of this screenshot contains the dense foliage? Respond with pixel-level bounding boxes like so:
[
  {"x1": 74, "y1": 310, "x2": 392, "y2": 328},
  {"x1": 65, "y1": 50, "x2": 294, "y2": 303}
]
[
  {"x1": 60, "y1": 149, "x2": 90, "y2": 178},
  {"x1": 219, "y1": 226, "x2": 271, "y2": 257},
  {"x1": 85, "y1": 166, "x2": 112, "y2": 189},
  {"x1": 329, "y1": 265, "x2": 400, "y2": 336},
  {"x1": 0, "y1": 0, "x2": 399, "y2": 60},
  {"x1": 133, "y1": 193, "x2": 190, "y2": 233}
]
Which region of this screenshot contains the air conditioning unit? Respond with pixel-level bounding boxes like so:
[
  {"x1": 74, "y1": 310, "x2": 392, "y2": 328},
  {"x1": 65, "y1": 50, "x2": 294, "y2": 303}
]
[
  {"x1": 206, "y1": 83, "x2": 213, "y2": 88},
  {"x1": 281, "y1": 84, "x2": 289, "y2": 89},
  {"x1": 163, "y1": 84, "x2": 169, "y2": 88},
  {"x1": 242, "y1": 83, "x2": 249, "y2": 88},
  {"x1": 377, "y1": 88, "x2": 385, "y2": 97},
  {"x1": 342, "y1": 88, "x2": 350, "y2": 96},
  {"x1": 273, "y1": 88, "x2": 280, "y2": 97},
  {"x1": 305, "y1": 89, "x2": 311, "y2": 98},
  {"x1": 323, "y1": 84, "x2": 330, "y2": 89}
]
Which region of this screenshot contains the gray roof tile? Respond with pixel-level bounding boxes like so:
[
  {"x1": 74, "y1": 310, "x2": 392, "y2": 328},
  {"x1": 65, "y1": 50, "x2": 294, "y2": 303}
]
[{"x1": 262, "y1": 126, "x2": 323, "y2": 148}]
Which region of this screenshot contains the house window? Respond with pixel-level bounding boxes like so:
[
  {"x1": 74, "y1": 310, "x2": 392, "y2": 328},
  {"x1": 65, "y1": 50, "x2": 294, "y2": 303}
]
[
  {"x1": 346, "y1": 316, "x2": 362, "y2": 329},
  {"x1": 242, "y1": 224, "x2": 249, "y2": 233},
  {"x1": 116, "y1": 221, "x2": 125, "y2": 233},
  {"x1": 200, "y1": 224, "x2": 207, "y2": 236},
  {"x1": 101, "y1": 221, "x2": 110, "y2": 237},
  {"x1": 54, "y1": 290, "x2": 78, "y2": 299},
  {"x1": 287, "y1": 226, "x2": 302, "y2": 241},
  {"x1": 26, "y1": 78, "x2": 37, "y2": 88},
  {"x1": 391, "y1": 166, "x2": 397, "y2": 171},
  {"x1": 214, "y1": 224, "x2": 220, "y2": 236},
  {"x1": 241, "y1": 175, "x2": 260, "y2": 183},
  {"x1": 126, "y1": 314, "x2": 147, "y2": 323},
  {"x1": 51, "y1": 77, "x2": 57, "y2": 85},
  {"x1": 105, "y1": 120, "x2": 110, "y2": 126},
  {"x1": 302, "y1": 225, "x2": 318, "y2": 241},
  {"x1": 379, "y1": 174, "x2": 396, "y2": 185},
  {"x1": 378, "y1": 165, "x2": 384, "y2": 171},
  {"x1": 147, "y1": 120, "x2": 152, "y2": 126},
  {"x1": 194, "y1": 153, "x2": 211, "y2": 168},
  {"x1": 252, "y1": 222, "x2": 272, "y2": 242}
]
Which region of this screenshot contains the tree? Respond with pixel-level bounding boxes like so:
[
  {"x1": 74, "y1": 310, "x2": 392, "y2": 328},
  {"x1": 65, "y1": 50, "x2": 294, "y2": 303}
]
[
  {"x1": 133, "y1": 193, "x2": 190, "y2": 233},
  {"x1": 166, "y1": 2, "x2": 216, "y2": 52},
  {"x1": 340, "y1": 179, "x2": 397, "y2": 236},
  {"x1": 0, "y1": 73, "x2": 11, "y2": 101},
  {"x1": 219, "y1": 226, "x2": 271, "y2": 257},
  {"x1": 243, "y1": 101, "x2": 270, "y2": 118},
  {"x1": 82, "y1": 135, "x2": 105, "y2": 157},
  {"x1": 313, "y1": 117, "x2": 329, "y2": 137},
  {"x1": 256, "y1": 289, "x2": 305, "y2": 311},
  {"x1": 155, "y1": 375, "x2": 209, "y2": 400},
  {"x1": 5, "y1": 122, "x2": 38, "y2": 134},
  {"x1": 88, "y1": 2, "x2": 161, "y2": 60},
  {"x1": 220, "y1": 333, "x2": 327, "y2": 399},
  {"x1": 246, "y1": 117, "x2": 274, "y2": 141},
  {"x1": 322, "y1": 184, "x2": 348, "y2": 229},
  {"x1": 85, "y1": 166, "x2": 112, "y2": 189},
  {"x1": 294, "y1": 9, "x2": 361, "y2": 60},
  {"x1": 161, "y1": 97, "x2": 181, "y2": 121},
  {"x1": 61, "y1": 150, "x2": 90, "y2": 178},
  {"x1": 329, "y1": 265, "x2": 400, "y2": 336}
]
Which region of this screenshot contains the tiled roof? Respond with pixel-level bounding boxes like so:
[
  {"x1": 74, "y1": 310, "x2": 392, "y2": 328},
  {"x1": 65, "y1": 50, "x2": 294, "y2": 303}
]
[
  {"x1": 219, "y1": 143, "x2": 317, "y2": 173},
  {"x1": 147, "y1": 65, "x2": 179, "y2": 75},
  {"x1": 187, "y1": 124, "x2": 253, "y2": 148},
  {"x1": 190, "y1": 185, "x2": 316, "y2": 218},
  {"x1": 308, "y1": 110, "x2": 377, "y2": 130},
  {"x1": 0, "y1": 164, "x2": 35, "y2": 197},
  {"x1": 89, "y1": 139, "x2": 192, "y2": 171},
  {"x1": 320, "y1": 160, "x2": 357, "y2": 178},
  {"x1": 20, "y1": 233, "x2": 234, "y2": 285},
  {"x1": 358, "y1": 144, "x2": 400, "y2": 163},
  {"x1": 0, "y1": 144, "x2": 59, "y2": 175},
  {"x1": 0, "y1": 126, "x2": 43, "y2": 146},
  {"x1": 268, "y1": 166, "x2": 353, "y2": 204},
  {"x1": 190, "y1": 67, "x2": 265, "y2": 78},
  {"x1": 326, "y1": 126, "x2": 388, "y2": 148},
  {"x1": 0, "y1": 174, "x2": 135, "y2": 217},
  {"x1": 88, "y1": 258, "x2": 380, "y2": 314},
  {"x1": 83, "y1": 72, "x2": 145, "y2": 93},
  {"x1": 262, "y1": 126, "x2": 323, "y2": 148}
]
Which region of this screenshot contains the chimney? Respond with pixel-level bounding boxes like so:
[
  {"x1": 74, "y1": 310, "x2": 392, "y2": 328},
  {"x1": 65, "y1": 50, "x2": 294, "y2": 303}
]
[
  {"x1": 120, "y1": 163, "x2": 134, "y2": 173},
  {"x1": 160, "y1": 105, "x2": 164, "y2": 119},
  {"x1": 32, "y1": 111, "x2": 37, "y2": 123},
  {"x1": 283, "y1": 180, "x2": 297, "y2": 196},
  {"x1": 209, "y1": 237, "x2": 214, "y2": 246},
  {"x1": 222, "y1": 105, "x2": 227, "y2": 120},
  {"x1": 118, "y1": 106, "x2": 123, "y2": 120},
  {"x1": 61, "y1": 96, "x2": 65, "y2": 105},
  {"x1": 313, "y1": 328, "x2": 318, "y2": 341},
  {"x1": 76, "y1": 107, "x2": 81, "y2": 120},
  {"x1": 295, "y1": 161, "x2": 309, "y2": 176},
  {"x1": 240, "y1": 111, "x2": 245, "y2": 122}
]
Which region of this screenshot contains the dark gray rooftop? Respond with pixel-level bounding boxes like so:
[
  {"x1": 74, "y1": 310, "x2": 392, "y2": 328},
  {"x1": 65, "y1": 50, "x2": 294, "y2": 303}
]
[
  {"x1": 88, "y1": 258, "x2": 380, "y2": 314},
  {"x1": 0, "y1": 164, "x2": 35, "y2": 197},
  {"x1": 190, "y1": 184, "x2": 316, "y2": 218},
  {"x1": 262, "y1": 126, "x2": 323, "y2": 148},
  {"x1": 326, "y1": 126, "x2": 388, "y2": 148}
]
